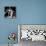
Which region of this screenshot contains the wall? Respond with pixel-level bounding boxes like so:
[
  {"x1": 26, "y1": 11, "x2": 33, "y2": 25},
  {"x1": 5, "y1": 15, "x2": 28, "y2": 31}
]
[
  {"x1": 20, "y1": 0, "x2": 46, "y2": 24},
  {"x1": 0, "y1": 0, "x2": 46, "y2": 44}
]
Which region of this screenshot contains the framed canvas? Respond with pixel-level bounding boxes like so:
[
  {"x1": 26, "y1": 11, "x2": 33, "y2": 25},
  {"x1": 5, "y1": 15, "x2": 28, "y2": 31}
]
[
  {"x1": 18, "y1": 24, "x2": 46, "y2": 41},
  {"x1": 4, "y1": 6, "x2": 16, "y2": 19}
]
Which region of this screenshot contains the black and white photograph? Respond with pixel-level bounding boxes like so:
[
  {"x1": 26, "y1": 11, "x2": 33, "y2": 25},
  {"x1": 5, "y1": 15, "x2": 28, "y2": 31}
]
[{"x1": 4, "y1": 6, "x2": 16, "y2": 19}]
